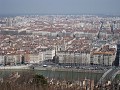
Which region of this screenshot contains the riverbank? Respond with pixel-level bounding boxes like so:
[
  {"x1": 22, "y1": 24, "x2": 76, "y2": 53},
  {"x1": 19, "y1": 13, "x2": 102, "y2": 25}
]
[
  {"x1": 34, "y1": 66, "x2": 106, "y2": 73},
  {"x1": 0, "y1": 65, "x2": 106, "y2": 73},
  {"x1": 0, "y1": 65, "x2": 30, "y2": 69},
  {"x1": 1, "y1": 65, "x2": 120, "y2": 75}
]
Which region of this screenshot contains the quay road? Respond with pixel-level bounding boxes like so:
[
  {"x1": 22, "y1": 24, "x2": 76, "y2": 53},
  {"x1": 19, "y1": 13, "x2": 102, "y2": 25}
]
[
  {"x1": 0, "y1": 64, "x2": 120, "y2": 84},
  {"x1": 33, "y1": 65, "x2": 109, "y2": 73},
  {"x1": 0, "y1": 64, "x2": 109, "y2": 73},
  {"x1": 0, "y1": 65, "x2": 31, "y2": 69}
]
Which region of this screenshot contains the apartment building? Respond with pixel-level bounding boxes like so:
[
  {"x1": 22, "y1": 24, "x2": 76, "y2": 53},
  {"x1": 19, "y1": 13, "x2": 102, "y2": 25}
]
[
  {"x1": 0, "y1": 55, "x2": 4, "y2": 64},
  {"x1": 0, "y1": 53, "x2": 21, "y2": 65},
  {"x1": 91, "y1": 45, "x2": 116, "y2": 66},
  {"x1": 58, "y1": 51, "x2": 90, "y2": 65},
  {"x1": 43, "y1": 48, "x2": 55, "y2": 60},
  {"x1": 29, "y1": 52, "x2": 43, "y2": 63}
]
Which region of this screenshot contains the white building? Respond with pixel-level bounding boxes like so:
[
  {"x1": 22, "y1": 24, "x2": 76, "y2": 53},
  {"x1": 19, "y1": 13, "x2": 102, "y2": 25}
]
[
  {"x1": 91, "y1": 51, "x2": 116, "y2": 66},
  {"x1": 43, "y1": 48, "x2": 55, "y2": 60},
  {"x1": 0, "y1": 55, "x2": 4, "y2": 64},
  {"x1": 0, "y1": 54, "x2": 20, "y2": 65},
  {"x1": 29, "y1": 52, "x2": 44, "y2": 63},
  {"x1": 91, "y1": 45, "x2": 116, "y2": 66},
  {"x1": 57, "y1": 51, "x2": 90, "y2": 64}
]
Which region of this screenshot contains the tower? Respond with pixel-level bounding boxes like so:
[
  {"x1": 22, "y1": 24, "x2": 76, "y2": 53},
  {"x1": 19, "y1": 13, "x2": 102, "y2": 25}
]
[
  {"x1": 52, "y1": 48, "x2": 59, "y2": 64},
  {"x1": 21, "y1": 55, "x2": 25, "y2": 64}
]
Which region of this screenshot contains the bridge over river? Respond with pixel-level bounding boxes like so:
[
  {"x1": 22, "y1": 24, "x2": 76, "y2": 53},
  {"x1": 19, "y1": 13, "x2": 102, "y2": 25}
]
[
  {"x1": 97, "y1": 43, "x2": 120, "y2": 85},
  {"x1": 97, "y1": 67, "x2": 120, "y2": 85}
]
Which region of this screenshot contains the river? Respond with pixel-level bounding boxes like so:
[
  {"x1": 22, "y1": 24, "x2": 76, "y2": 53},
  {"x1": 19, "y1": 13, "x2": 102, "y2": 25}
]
[{"x1": 0, "y1": 69, "x2": 104, "y2": 83}]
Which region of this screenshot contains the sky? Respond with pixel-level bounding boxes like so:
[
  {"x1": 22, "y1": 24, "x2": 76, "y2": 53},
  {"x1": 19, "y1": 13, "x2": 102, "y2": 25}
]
[{"x1": 0, "y1": 0, "x2": 120, "y2": 15}]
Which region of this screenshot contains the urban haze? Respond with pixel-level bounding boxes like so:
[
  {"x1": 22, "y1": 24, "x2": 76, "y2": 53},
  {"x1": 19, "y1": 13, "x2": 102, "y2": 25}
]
[{"x1": 0, "y1": 0, "x2": 120, "y2": 90}]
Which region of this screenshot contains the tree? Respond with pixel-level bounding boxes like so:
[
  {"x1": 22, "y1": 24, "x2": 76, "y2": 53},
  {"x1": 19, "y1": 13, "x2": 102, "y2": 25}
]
[{"x1": 33, "y1": 74, "x2": 48, "y2": 87}]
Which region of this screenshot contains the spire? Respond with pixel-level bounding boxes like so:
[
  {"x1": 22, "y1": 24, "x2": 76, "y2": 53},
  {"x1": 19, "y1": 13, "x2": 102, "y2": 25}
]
[{"x1": 55, "y1": 46, "x2": 56, "y2": 56}]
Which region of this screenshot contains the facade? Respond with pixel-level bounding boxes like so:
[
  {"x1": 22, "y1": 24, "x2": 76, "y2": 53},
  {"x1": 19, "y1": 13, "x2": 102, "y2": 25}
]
[
  {"x1": 58, "y1": 51, "x2": 90, "y2": 65},
  {"x1": 56, "y1": 44, "x2": 67, "y2": 51},
  {"x1": 0, "y1": 53, "x2": 31, "y2": 65},
  {"x1": 91, "y1": 45, "x2": 116, "y2": 66},
  {"x1": 0, "y1": 55, "x2": 4, "y2": 64},
  {"x1": 91, "y1": 52, "x2": 115, "y2": 66},
  {"x1": 0, "y1": 54, "x2": 21, "y2": 65},
  {"x1": 6, "y1": 54, "x2": 17, "y2": 65},
  {"x1": 43, "y1": 49, "x2": 55, "y2": 60},
  {"x1": 29, "y1": 52, "x2": 43, "y2": 63},
  {"x1": 29, "y1": 53, "x2": 40, "y2": 63}
]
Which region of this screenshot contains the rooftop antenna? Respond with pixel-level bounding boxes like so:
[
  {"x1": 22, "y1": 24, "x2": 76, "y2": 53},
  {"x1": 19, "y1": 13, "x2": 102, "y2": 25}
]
[{"x1": 55, "y1": 45, "x2": 57, "y2": 56}]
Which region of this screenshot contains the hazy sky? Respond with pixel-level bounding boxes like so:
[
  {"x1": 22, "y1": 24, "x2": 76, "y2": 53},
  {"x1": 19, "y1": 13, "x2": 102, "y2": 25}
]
[{"x1": 0, "y1": 0, "x2": 120, "y2": 15}]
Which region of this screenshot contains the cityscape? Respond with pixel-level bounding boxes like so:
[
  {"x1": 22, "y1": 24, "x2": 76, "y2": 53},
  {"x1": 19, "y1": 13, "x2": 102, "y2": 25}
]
[{"x1": 0, "y1": 0, "x2": 120, "y2": 90}]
